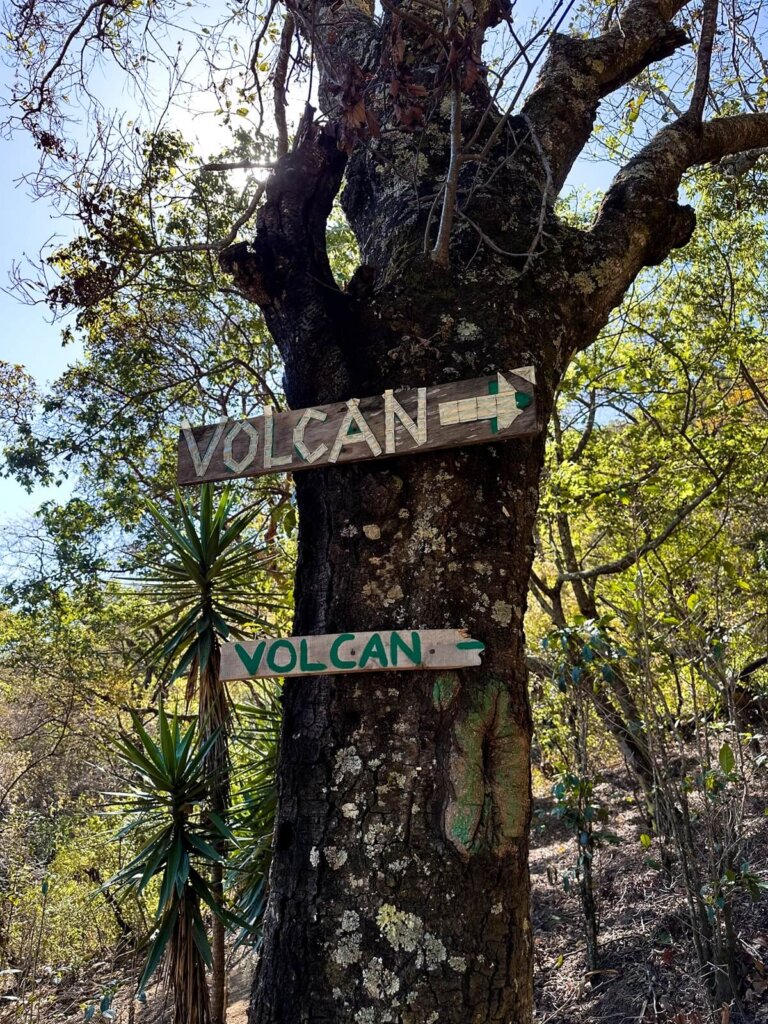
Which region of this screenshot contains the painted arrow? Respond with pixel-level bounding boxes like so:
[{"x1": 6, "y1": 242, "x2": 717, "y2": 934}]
[
  {"x1": 219, "y1": 628, "x2": 486, "y2": 680},
  {"x1": 437, "y1": 372, "x2": 532, "y2": 432}
]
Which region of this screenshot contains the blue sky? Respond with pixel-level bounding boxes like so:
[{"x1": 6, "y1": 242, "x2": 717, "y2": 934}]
[{"x1": 0, "y1": 126, "x2": 80, "y2": 520}]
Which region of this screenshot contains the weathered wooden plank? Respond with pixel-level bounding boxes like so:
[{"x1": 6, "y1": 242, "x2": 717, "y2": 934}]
[
  {"x1": 219, "y1": 629, "x2": 485, "y2": 680},
  {"x1": 177, "y1": 367, "x2": 538, "y2": 484}
]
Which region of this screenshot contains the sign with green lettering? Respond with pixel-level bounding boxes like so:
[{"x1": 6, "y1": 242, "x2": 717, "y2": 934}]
[
  {"x1": 177, "y1": 367, "x2": 537, "y2": 485},
  {"x1": 219, "y1": 629, "x2": 485, "y2": 681}
]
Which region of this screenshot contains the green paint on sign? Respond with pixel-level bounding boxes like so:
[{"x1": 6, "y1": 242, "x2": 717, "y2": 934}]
[
  {"x1": 359, "y1": 632, "x2": 388, "y2": 668},
  {"x1": 488, "y1": 377, "x2": 499, "y2": 435},
  {"x1": 266, "y1": 639, "x2": 297, "y2": 674},
  {"x1": 456, "y1": 640, "x2": 485, "y2": 651},
  {"x1": 515, "y1": 391, "x2": 532, "y2": 409},
  {"x1": 299, "y1": 638, "x2": 327, "y2": 673},
  {"x1": 390, "y1": 630, "x2": 421, "y2": 666},
  {"x1": 235, "y1": 641, "x2": 265, "y2": 674},
  {"x1": 329, "y1": 633, "x2": 356, "y2": 669}
]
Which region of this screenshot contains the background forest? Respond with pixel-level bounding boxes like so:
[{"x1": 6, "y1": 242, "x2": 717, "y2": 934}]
[{"x1": 2, "y1": 0, "x2": 768, "y2": 1022}]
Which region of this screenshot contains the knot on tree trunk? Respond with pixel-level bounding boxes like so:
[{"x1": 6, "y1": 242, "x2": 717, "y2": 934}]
[
  {"x1": 644, "y1": 199, "x2": 697, "y2": 264},
  {"x1": 218, "y1": 241, "x2": 274, "y2": 306}
]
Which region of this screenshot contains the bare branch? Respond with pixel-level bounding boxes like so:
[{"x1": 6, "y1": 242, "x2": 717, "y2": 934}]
[
  {"x1": 688, "y1": 0, "x2": 718, "y2": 122},
  {"x1": 556, "y1": 467, "x2": 730, "y2": 584},
  {"x1": 740, "y1": 361, "x2": 768, "y2": 419},
  {"x1": 202, "y1": 161, "x2": 276, "y2": 172},
  {"x1": 431, "y1": 67, "x2": 463, "y2": 266},
  {"x1": 522, "y1": 0, "x2": 690, "y2": 191},
  {"x1": 274, "y1": 13, "x2": 295, "y2": 159}
]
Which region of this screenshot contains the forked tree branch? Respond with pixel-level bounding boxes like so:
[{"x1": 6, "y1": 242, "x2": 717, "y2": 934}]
[
  {"x1": 522, "y1": 0, "x2": 691, "y2": 191},
  {"x1": 555, "y1": 465, "x2": 730, "y2": 584}
]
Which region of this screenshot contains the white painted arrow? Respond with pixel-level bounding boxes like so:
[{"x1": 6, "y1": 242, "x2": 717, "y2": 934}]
[{"x1": 437, "y1": 372, "x2": 530, "y2": 431}]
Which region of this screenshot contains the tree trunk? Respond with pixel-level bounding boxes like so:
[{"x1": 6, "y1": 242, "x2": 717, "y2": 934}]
[
  {"x1": 213, "y1": 0, "x2": 767, "y2": 1015},
  {"x1": 250, "y1": 427, "x2": 548, "y2": 1021}
]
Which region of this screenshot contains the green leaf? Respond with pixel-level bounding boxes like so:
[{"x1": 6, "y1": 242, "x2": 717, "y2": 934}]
[
  {"x1": 138, "y1": 903, "x2": 179, "y2": 993},
  {"x1": 719, "y1": 742, "x2": 735, "y2": 775}
]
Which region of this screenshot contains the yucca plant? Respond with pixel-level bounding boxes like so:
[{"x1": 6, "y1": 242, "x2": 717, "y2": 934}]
[
  {"x1": 229, "y1": 691, "x2": 282, "y2": 943},
  {"x1": 109, "y1": 707, "x2": 237, "y2": 1024},
  {"x1": 138, "y1": 484, "x2": 278, "y2": 1024}
]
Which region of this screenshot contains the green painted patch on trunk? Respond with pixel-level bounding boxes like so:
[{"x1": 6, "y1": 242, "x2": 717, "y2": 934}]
[
  {"x1": 444, "y1": 677, "x2": 530, "y2": 859},
  {"x1": 432, "y1": 672, "x2": 459, "y2": 710}
]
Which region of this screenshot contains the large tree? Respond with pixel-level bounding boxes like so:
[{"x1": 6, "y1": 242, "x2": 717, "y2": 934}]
[{"x1": 5, "y1": 0, "x2": 768, "y2": 1019}]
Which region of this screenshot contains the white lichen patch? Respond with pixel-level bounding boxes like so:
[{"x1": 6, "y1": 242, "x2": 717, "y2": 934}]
[
  {"x1": 355, "y1": 1010, "x2": 376, "y2": 1024},
  {"x1": 362, "y1": 957, "x2": 401, "y2": 1000},
  {"x1": 341, "y1": 524, "x2": 359, "y2": 537},
  {"x1": 341, "y1": 802, "x2": 359, "y2": 819},
  {"x1": 334, "y1": 746, "x2": 363, "y2": 785},
  {"x1": 310, "y1": 847, "x2": 320, "y2": 868},
  {"x1": 423, "y1": 933, "x2": 447, "y2": 968},
  {"x1": 341, "y1": 910, "x2": 360, "y2": 932},
  {"x1": 385, "y1": 584, "x2": 404, "y2": 602},
  {"x1": 492, "y1": 600, "x2": 513, "y2": 626},
  {"x1": 376, "y1": 903, "x2": 450, "y2": 971},
  {"x1": 491, "y1": 902, "x2": 503, "y2": 915},
  {"x1": 449, "y1": 956, "x2": 467, "y2": 972},
  {"x1": 325, "y1": 847, "x2": 348, "y2": 870},
  {"x1": 389, "y1": 858, "x2": 410, "y2": 873},
  {"x1": 456, "y1": 320, "x2": 481, "y2": 341},
  {"x1": 364, "y1": 822, "x2": 395, "y2": 857},
  {"x1": 333, "y1": 930, "x2": 362, "y2": 966},
  {"x1": 363, "y1": 523, "x2": 381, "y2": 540}
]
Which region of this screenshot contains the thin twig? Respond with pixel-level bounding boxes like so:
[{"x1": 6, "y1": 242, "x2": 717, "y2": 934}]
[
  {"x1": 274, "y1": 13, "x2": 295, "y2": 158},
  {"x1": 431, "y1": 68, "x2": 462, "y2": 266}
]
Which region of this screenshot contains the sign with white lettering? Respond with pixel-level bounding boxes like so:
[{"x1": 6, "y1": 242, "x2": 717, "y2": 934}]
[
  {"x1": 177, "y1": 367, "x2": 537, "y2": 484},
  {"x1": 219, "y1": 629, "x2": 486, "y2": 680}
]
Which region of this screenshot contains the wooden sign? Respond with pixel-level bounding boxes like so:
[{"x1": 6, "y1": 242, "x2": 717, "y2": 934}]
[
  {"x1": 219, "y1": 629, "x2": 485, "y2": 681},
  {"x1": 177, "y1": 367, "x2": 537, "y2": 484}
]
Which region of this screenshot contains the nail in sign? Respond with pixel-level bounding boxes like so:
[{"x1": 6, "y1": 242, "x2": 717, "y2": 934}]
[
  {"x1": 219, "y1": 629, "x2": 486, "y2": 681},
  {"x1": 177, "y1": 367, "x2": 537, "y2": 484}
]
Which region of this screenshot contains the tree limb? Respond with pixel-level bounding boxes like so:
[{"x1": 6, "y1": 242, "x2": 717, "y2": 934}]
[
  {"x1": 556, "y1": 466, "x2": 729, "y2": 584},
  {"x1": 522, "y1": 0, "x2": 691, "y2": 191},
  {"x1": 578, "y1": 112, "x2": 768, "y2": 337},
  {"x1": 688, "y1": 0, "x2": 718, "y2": 123}
]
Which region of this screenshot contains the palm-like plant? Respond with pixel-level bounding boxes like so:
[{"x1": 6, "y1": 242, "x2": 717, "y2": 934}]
[
  {"x1": 138, "y1": 484, "x2": 279, "y2": 1024},
  {"x1": 110, "y1": 707, "x2": 235, "y2": 1024},
  {"x1": 229, "y1": 692, "x2": 281, "y2": 943}
]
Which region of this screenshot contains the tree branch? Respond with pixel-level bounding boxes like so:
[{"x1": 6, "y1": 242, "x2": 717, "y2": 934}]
[
  {"x1": 580, "y1": 112, "x2": 768, "y2": 335},
  {"x1": 274, "y1": 13, "x2": 295, "y2": 159},
  {"x1": 556, "y1": 466, "x2": 729, "y2": 584},
  {"x1": 688, "y1": 0, "x2": 718, "y2": 122},
  {"x1": 219, "y1": 120, "x2": 354, "y2": 407},
  {"x1": 522, "y1": 0, "x2": 690, "y2": 191}
]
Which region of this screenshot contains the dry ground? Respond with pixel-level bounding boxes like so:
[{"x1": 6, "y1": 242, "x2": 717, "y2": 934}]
[{"x1": 3, "y1": 781, "x2": 767, "y2": 1023}]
